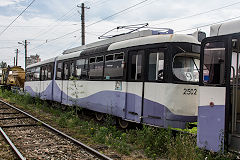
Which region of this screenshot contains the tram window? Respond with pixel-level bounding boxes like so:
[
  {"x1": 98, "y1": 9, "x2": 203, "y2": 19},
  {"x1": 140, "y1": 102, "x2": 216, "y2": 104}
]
[
  {"x1": 90, "y1": 57, "x2": 95, "y2": 63},
  {"x1": 27, "y1": 68, "x2": 34, "y2": 81},
  {"x1": 34, "y1": 67, "x2": 40, "y2": 81},
  {"x1": 56, "y1": 62, "x2": 63, "y2": 80},
  {"x1": 231, "y1": 39, "x2": 240, "y2": 84},
  {"x1": 148, "y1": 52, "x2": 164, "y2": 81},
  {"x1": 63, "y1": 62, "x2": 69, "y2": 80},
  {"x1": 96, "y1": 56, "x2": 103, "y2": 62},
  {"x1": 106, "y1": 54, "x2": 114, "y2": 61},
  {"x1": 203, "y1": 42, "x2": 225, "y2": 84},
  {"x1": 115, "y1": 52, "x2": 124, "y2": 60},
  {"x1": 89, "y1": 56, "x2": 103, "y2": 79},
  {"x1": 76, "y1": 59, "x2": 88, "y2": 80},
  {"x1": 26, "y1": 69, "x2": 31, "y2": 81},
  {"x1": 231, "y1": 52, "x2": 240, "y2": 83},
  {"x1": 41, "y1": 66, "x2": 47, "y2": 81},
  {"x1": 30, "y1": 68, "x2": 35, "y2": 81},
  {"x1": 130, "y1": 53, "x2": 142, "y2": 80},
  {"x1": 69, "y1": 61, "x2": 75, "y2": 79},
  {"x1": 47, "y1": 64, "x2": 53, "y2": 80},
  {"x1": 104, "y1": 53, "x2": 124, "y2": 80},
  {"x1": 173, "y1": 55, "x2": 200, "y2": 82}
]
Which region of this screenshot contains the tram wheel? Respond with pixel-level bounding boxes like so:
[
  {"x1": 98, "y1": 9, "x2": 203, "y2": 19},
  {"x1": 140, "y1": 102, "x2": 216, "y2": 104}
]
[
  {"x1": 118, "y1": 118, "x2": 129, "y2": 129},
  {"x1": 95, "y1": 112, "x2": 104, "y2": 121}
]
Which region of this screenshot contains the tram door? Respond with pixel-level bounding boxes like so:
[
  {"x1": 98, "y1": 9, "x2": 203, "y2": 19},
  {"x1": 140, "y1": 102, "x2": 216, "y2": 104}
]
[
  {"x1": 125, "y1": 50, "x2": 144, "y2": 122},
  {"x1": 198, "y1": 36, "x2": 240, "y2": 152},
  {"x1": 198, "y1": 39, "x2": 228, "y2": 152}
]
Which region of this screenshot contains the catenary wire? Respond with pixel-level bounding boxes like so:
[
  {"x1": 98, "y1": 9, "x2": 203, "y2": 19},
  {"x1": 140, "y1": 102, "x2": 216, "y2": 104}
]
[
  {"x1": 151, "y1": 1, "x2": 240, "y2": 26},
  {"x1": 29, "y1": 0, "x2": 149, "y2": 51},
  {"x1": 0, "y1": 0, "x2": 37, "y2": 37}
]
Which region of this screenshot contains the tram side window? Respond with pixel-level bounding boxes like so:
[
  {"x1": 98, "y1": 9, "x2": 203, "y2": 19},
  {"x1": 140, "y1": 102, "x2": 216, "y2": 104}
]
[
  {"x1": 41, "y1": 66, "x2": 47, "y2": 81},
  {"x1": 26, "y1": 68, "x2": 34, "y2": 81},
  {"x1": 76, "y1": 58, "x2": 88, "y2": 80},
  {"x1": 56, "y1": 62, "x2": 63, "y2": 80},
  {"x1": 89, "y1": 56, "x2": 104, "y2": 79},
  {"x1": 104, "y1": 53, "x2": 124, "y2": 80},
  {"x1": 231, "y1": 39, "x2": 240, "y2": 84},
  {"x1": 148, "y1": 52, "x2": 164, "y2": 81},
  {"x1": 34, "y1": 67, "x2": 40, "y2": 81},
  {"x1": 203, "y1": 42, "x2": 225, "y2": 84},
  {"x1": 130, "y1": 51, "x2": 143, "y2": 80},
  {"x1": 26, "y1": 69, "x2": 31, "y2": 81},
  {"x1": 47, "y1": 64, "x2": 53, "y2": 80},
  {"x1": 70, "y1": 61, "x2": 75, "y2": 79},
  {"x1": 63, "y1": 62, "x2": 69, "y2": 80}
]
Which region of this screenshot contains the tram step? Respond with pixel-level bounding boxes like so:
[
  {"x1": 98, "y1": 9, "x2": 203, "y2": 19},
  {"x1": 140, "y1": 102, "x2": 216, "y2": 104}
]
[{"x1": 229, "y1": 134, "x2": 240, "y2": 152}]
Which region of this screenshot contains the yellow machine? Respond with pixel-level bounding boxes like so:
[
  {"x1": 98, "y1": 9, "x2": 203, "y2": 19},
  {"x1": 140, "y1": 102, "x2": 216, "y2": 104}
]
[{"x1": 0, "y1": 66, "x2": 25, "y2": 89}]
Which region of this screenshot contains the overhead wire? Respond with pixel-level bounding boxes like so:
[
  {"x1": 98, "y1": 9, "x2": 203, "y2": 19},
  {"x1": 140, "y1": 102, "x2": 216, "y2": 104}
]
[
  {"x1": 0, "y1": 0, "x2": 37, "y2": 37},
  {"x1": 30, "y1": 6, "x2": 78, "y2": 40},
  {"x1": 29, "y1": 0, "x2": 150, "y2": 51},
  {"x1": 151, "y1": 1, "x2": 240, "y2": 26},
  {"x1": 29, "y1": 0, "x2": 240, "y2": 55},
  {"x1": 175, "y1": 15, "x2": 240, "y2": 33},
  {"x1": 0, "y1": 45, "x2": 21, "y2": 50}
]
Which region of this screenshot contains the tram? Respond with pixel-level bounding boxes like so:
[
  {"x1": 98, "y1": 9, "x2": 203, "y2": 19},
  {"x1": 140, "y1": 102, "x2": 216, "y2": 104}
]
[
  {"x1": 197, "y1": 20, "x2": 240, "y2": 152},
  {"x1": 25, "y1": 30, "x2": 201, "y2": 129}
]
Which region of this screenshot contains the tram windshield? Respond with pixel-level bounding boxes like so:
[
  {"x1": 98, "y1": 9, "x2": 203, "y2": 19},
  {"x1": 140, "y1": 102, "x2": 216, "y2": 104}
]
[{"x1": 173, "y1": 53, "x2": 200, "y2": 82}]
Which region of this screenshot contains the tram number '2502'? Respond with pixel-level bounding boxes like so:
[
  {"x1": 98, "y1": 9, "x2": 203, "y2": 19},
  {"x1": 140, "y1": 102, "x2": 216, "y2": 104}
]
[{"x1": 183, "y1": 88, "x2": 197, "y2": 95}]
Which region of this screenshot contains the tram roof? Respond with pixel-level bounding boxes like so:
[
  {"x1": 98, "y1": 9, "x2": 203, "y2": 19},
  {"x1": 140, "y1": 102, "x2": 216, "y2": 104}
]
[
  {"x1": 108, "y1": 34, "x2": 200, "y2": 51},
  {"x1": 210, "y1": 19, "x2": 240, "y2": 37},
  {"x1": 26, "y1": 57, "x2": 56, "y2": 69},
  {"x1": 57, "y1": 51, "x2": 82, "y2": 61}
]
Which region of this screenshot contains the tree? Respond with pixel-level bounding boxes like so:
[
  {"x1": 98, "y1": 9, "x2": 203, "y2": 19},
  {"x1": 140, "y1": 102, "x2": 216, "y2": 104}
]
[{"x1": 0, "y1": 61, "x2": 7, "y2": 68}]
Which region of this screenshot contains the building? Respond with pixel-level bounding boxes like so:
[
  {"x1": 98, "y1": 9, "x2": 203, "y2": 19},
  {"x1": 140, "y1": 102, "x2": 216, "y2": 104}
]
[{"x1": 26, "y1": 54, "x2": 41, "y2": 67}]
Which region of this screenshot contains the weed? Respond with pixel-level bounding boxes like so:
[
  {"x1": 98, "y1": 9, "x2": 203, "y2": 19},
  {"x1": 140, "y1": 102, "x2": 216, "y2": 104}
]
[{"x1": 0, "y1": 90, "x2": 238, "y2": 160}]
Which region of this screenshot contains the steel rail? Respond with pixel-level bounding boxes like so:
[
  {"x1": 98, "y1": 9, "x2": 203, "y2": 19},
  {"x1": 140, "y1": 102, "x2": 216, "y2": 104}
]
[
  {"x1": 0, "y1": 127, "x2": 26, "y2": 160},
  {"x1": 0, "y1": 99, "x2": 112, "y2": 160}
]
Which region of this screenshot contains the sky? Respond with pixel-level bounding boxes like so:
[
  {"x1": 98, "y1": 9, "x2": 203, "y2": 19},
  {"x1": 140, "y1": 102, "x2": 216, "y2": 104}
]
[{"x1": 0, "y1": 0, "x2": 240, "y2": 68}]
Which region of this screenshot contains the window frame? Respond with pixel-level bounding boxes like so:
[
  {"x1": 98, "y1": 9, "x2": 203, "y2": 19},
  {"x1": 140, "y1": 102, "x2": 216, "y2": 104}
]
[
  {"x1": 56, "y1": 61, "x2": 63, "y2": 80},
  {"x1": 89, "y1": 55, "x2": 104, "y2": 80},
  {"x1": 63, "y1": 61, "x2": 70, "y2": 80},
  {"x1": 104, "y1": 52, "x2": 125, "y2": 80},
  {"x1": 171, "y1": 43, "x2": 201, "y2": 85},
  {"x1": 47, "y1": 63, "x2": 54, "y2": 80},
  {"x1": 127, "y1": 50, "x2": 145, "y2": 82},
  {"x1": 75, "y1": 58, "x2": 89, "y2": 80},
  {"x1": 146, "y1": 48, "x2": 165, "y2": 82}
]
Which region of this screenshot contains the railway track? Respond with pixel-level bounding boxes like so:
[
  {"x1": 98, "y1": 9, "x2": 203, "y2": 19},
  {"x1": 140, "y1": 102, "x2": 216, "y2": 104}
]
[{"x1": 0, "y1": 99, "x2": 112, "y2": 160}]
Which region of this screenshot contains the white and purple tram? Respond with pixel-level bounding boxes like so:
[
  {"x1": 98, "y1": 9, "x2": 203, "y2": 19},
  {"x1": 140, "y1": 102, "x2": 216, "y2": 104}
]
[
  {"x1": 25, "y1": 30, "x2": 201, "y2": 129},
  {"x1": 197, "y1": 20, "x2": 240, "y2": 152}
]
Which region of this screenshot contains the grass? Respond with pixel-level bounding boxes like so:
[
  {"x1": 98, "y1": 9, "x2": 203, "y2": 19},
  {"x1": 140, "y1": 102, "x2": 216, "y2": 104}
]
[{"x1": 0, "y1": 89, "x2": 238, "y2": 160}]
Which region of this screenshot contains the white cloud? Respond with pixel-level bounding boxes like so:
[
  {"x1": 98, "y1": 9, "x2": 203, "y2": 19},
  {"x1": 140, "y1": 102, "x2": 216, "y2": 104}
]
[
  {"x1": 0, "y1": 0, "x2": 24, "y2": 7},
  {"x1": 1, "y1": 0, "x2": 240, "y2": 68}
]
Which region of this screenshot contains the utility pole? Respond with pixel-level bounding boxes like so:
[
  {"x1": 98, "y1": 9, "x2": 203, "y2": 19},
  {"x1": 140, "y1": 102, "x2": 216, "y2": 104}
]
[
  {"x1": 77, "y1": 3, "x2": 89, "y2": 46},
  {"x1": 25, "y1": 40, "x2": 27, "y2": 70},
  {"x1": 15, "y1": 49, "x2": 18, "y2": 66},
  {"x1": 14, "y1": 57, "x2": 15, "y2": 66},
  {"x1": 81, "y1": 3, "x2": 85, "y2": 45},
  {"x1": 18, "y1": 40, "x2": 29, "y2": 70}
]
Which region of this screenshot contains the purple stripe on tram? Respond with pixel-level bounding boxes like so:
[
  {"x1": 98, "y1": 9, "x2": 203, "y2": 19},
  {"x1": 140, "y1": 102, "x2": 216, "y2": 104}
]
[
  {"x1": 197, "y1": 105, "x2": 225, "y2": 152},
  {"x1": 25, "y1": 80, "x2": 197, "y2": 129}
]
